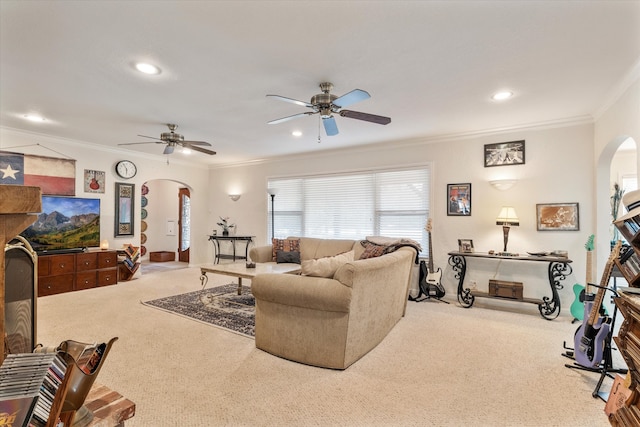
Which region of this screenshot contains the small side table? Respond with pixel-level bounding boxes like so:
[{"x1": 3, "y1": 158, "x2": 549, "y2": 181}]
[{"x1": 208, "y1": 235, "x2": 254, "y2": 264}]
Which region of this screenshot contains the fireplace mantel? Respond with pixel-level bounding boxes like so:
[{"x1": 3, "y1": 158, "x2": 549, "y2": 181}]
[{"x1": 0, "y1": 185, "x2": 41, "y2": 364}]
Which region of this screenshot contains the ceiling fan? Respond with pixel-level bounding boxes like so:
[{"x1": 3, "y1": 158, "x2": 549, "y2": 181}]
[
  {"x1": 267, "y1": 82, "x2": 391, "y2": 136},
  {"x1": 119, "y1": 124, "x2": 217, "y2": 155}
]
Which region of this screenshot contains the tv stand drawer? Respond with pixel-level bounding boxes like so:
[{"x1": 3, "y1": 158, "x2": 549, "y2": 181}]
[{"x1": 39, "y1": 274, "x2": 74, "y2": 296}]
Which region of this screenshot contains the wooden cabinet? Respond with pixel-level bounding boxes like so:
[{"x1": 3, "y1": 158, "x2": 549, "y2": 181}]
[{"x1": 38, "y1": 250, "x2": 118, "y2": 296}]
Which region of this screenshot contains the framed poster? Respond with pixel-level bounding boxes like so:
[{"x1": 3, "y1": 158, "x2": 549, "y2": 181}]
[
  {"x1": 447, "y1": 183, "x2": 471, "y2": 216},
  {"x1": 536, "y1": 202, "x2": 579, "y2": 231},
  {"x1": 84, "y1": 169, "x2": 105, "y2": 193},
  {"x1": 115, "y1": 182, "x2": 135, "y2": 236},
  {"x1": 484, "y1": 140, "x2": 525, "y2": 167}
]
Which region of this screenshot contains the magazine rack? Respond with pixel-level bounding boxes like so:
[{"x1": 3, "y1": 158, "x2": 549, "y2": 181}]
[{"x1": 56, "y1": 337, "x2": 118, "y2": 426}]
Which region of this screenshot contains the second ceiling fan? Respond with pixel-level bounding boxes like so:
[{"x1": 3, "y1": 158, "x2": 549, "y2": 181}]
[{"x1": 267, "y1": 82, "x2": 391, "y2": 136}]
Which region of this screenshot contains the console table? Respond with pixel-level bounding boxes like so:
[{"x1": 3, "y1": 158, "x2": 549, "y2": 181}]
[
  {"x1": 207, "y1": 235, "x2": 254, "y2": 263},
  {"x1": 447, "y1": 251, "x2": 573, "y2": 320}
]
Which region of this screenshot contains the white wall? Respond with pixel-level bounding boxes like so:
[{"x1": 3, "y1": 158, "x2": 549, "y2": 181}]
[
  {"x1": 0, "y1": 127, "x2": 211, "y2": 269},
  {"x1": 209, "y1": 122, "x2": 595, "y2": 311}
]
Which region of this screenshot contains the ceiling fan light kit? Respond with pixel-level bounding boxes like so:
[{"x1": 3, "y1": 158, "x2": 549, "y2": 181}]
[{"x1": 267, "y1": 82, "x2": 391, "y2": 137}]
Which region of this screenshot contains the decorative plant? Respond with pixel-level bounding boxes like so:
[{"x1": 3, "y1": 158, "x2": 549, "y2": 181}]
[
  {"x1": 611, "y1": 182, "x2": 625, "y2": 242},
  {"x1": 217, "y1": 216, "x2": 235, "y2": 233}
]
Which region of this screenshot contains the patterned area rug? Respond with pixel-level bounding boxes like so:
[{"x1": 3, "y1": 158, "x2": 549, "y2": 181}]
[{"x1": 142, "y1": 283, "x2": 255, "y2": 338}]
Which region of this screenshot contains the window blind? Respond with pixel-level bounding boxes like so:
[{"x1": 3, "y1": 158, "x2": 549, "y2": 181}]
[{"x1": 268, "y1": 165, "x2": 430, "y2": 254}]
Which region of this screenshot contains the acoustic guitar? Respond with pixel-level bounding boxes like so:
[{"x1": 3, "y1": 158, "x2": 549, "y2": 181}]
[
  {"x1": 573, "y1": 240, "x2": 620, "y2": 368},
  {"x1": 569, "y1": 234, "x2": 595, "y2": 322}
]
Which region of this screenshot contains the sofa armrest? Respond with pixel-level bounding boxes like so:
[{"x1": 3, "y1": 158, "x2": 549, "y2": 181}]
[
  {"x1": 249, "y1": 245, "x2": 273, "y2": 263},
  {"x1": 251, "y1": 273, "x2": 351, "y2": 312}
]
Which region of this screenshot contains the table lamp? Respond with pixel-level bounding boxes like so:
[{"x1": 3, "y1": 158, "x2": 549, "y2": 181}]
[{"x1": 496, "y1": 206, "x2": 519, "y2": 252}]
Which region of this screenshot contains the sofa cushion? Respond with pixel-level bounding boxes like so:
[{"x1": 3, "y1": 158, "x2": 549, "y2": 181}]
[
  {"x1": 359, "y1": 240, "x2": 387, "y2": 259},
  {"x1": 301, "y1": 250, "x2": 354, "y2": 278},
  {"x1": 299, "y1": 237, "x2": 356, "y2": 260},
  {"x1": 272, "y1": 238, "x2": 300, "y2": 261},
  {"x1": 276, "y1": 250, "x2": 301, "y2": 264}
]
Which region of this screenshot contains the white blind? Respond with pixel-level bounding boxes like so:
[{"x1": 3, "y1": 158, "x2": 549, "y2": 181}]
[{"x1": 268, "y1": 165, "x2": 430, "y2": 253}]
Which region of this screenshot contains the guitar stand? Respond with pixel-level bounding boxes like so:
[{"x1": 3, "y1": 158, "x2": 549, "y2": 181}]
[
  {"x1": 409, "y1": 291, "x2": 450, "y2": 304},
  {"x1": 563, "y1": 286, "x2": 627, "y2": 401}
]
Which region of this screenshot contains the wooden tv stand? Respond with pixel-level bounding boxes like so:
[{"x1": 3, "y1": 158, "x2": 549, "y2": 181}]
[{"x1": 38, "y1": 249, "x2": 118, "y2": 296}]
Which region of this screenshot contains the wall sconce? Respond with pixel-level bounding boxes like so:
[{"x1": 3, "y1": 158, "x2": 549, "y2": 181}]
[
  {"x1": 229, "y1": 194, "x2": 241, "y2": 202},
  {"x1": 100, "y1": 239, "x2": 110, "y2": 250},
  {"x1": 489, "y1": 179, "x2": 517, "y2": 191},
  {"x1": 496, "y1": 206, "x2": 519, "y2": 252}
]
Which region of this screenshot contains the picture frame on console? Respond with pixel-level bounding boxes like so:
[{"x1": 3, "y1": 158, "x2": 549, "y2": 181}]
[
  {"x1": 115, "y1": 182, "x2": 135, "y2": 237},
  {"x1": 484, "y1": 140, "x2": 525, "y2": 167},
  {"x1": 458, "y1": 239, "x2": 474, "y2": 253},
  {"x1": 536, "y1": 202, "x2": 579, "y2": 231},
  {"x1": 447, "y1": 183, "x2": 471, "y2": 216}
]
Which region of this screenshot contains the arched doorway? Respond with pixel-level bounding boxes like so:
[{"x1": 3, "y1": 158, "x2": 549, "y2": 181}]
[{"x1": 141, "y1": 179, "x2": 193, "y2": 273}]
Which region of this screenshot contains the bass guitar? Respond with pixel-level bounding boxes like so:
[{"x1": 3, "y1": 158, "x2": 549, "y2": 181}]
[
  {"x1": 569, "y1": 234, "x2": 595, "y2": 322},
  {"x1": 418, "y1": 218, "x2": 445, "y2": 298},
  {"x1": 573, "y1": 240, "x2": 621, "y2": 368}
]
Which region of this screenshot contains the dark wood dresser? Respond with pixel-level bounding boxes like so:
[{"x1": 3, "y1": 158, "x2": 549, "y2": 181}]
[{"x1": 38, "y1": 249, "x2": 118, "y2": 296}]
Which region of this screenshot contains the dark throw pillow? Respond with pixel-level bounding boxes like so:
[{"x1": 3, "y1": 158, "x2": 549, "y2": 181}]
[{"x1": 276, "y1": 250, "x2": 301, "y2": 264}]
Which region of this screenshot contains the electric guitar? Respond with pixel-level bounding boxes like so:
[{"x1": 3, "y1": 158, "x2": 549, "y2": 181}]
[
  {"x1": 573, "y1": 240, "x2": 621, "y2": 368},
  {"x1": 419, "y1": 218, "x2": 445, "y2": 298},
  {"x1": 569, "y1": 234, "x2": 595, "y2": 321}
]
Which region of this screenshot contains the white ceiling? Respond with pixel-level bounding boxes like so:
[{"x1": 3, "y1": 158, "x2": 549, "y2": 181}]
[{"x1": 1, "y1": 1, "x2": 639, "y2": 166}]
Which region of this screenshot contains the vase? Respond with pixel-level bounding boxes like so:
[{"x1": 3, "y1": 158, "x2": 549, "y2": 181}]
[{"x1": 222, "y1": 230, "x2": 229, "y2": 236}]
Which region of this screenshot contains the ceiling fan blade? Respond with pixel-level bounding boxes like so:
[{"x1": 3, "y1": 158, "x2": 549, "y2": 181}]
[
  {"x1": 137, "y1": 134, "x2": 164, "y2": 142},
  {"x1": 339, "y1": 110, "x2": 391, "y2": 125},
  {"x1": 182, "y1": 140, "x2": 211, "y2": 146},
  {"x1": 163, "y1": 145, "x2": 175, "y2": 155},
  {"x1": 333, "y1": 89, "x2": 370, "y2": 108},
  {"x1": 118, "y1": 141, "x2": 160, "y2": 146},
  {"x1": 266, "y1": 94, "x2": 313, "y2": 108},
  {"x1": 189, "y1": 145, "x2": 217, "y2": 155},
  {"x1": 323, "y1": 116, "x2": 339, "y2": 136},
  {"x1": 268, "y1": 111, "x2": 316, "y2": 125}
]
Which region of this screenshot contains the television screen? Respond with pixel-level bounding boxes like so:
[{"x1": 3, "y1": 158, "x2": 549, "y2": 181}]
[{"x1": 21, "y1": 196, "x2": 100, "y2": 252}]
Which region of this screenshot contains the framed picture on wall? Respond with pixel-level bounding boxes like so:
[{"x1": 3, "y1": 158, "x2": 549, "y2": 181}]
[
  {"x1": 447, "y1": 183, "x2": 471, "y2": 216},
  {"x1": 484, "y1": 140, "x2": 525, "y2": 167},
  {"x1": 115, "y1": 182, "x2": 135, "y2": 236},
  {"x1": 536, "y1": 202, "x2": 580, "y2": 231}
]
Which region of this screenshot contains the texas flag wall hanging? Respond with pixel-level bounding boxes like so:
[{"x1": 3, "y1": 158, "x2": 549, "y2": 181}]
[{"x1": 0, "y1": 150, "x2": 76, "y2": 196}]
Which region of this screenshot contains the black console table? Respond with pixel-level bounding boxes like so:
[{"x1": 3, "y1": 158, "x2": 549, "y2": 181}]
[
  {"x1": 447, "y1": 251, "x2": 573, "y2": 320},
  {"x1": 208, "y1": 235, "x2": 254, "y2": 264}
]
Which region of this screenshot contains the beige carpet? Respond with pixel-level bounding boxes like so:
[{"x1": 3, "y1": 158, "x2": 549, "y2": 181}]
[{"x1": 35, "y1": 266, "x2": 620, "y2": 426}]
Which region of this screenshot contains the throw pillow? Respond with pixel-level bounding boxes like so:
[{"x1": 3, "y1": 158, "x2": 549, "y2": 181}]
[
  {"x1": 276, "y1": 250, "x2": 301, "y2": 264},
  {"x1": 301, "y1": 250, "x2": 355, "y2": 278},
  {"x1": 359, "y1": 240, "x2": 387, "y2": 259},
  {"x1": 272, "y1": 238, "x2": 300, "y2": 261}
]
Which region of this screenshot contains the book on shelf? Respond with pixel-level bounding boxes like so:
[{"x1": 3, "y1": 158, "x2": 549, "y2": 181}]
[{"x1": 0, "y1": 352, "x2": 68, "y2": 427}]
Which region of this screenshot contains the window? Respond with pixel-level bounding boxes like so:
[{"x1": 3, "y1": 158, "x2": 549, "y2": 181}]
[{"x1": 267, "y1": 165, "x2": 430, "y2": 254}]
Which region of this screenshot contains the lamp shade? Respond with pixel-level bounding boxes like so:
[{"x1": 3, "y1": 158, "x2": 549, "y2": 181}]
[{"x1": 496, "y1": 206, "x2": 519, "y2": 226}]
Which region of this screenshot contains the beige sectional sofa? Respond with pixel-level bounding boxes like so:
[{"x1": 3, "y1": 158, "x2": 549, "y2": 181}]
[{"x1": 249, "y1": 237, "x2": 418, "y2": 369}]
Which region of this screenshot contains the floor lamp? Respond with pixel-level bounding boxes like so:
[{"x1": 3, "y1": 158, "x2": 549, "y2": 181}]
[{"x1": 267, "y1": 188, "x2": 278, "y2": 241}]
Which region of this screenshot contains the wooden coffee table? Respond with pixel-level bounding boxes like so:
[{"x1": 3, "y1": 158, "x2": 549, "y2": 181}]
[{"x1": 199, "y1": 262, "x2": 301, "y2": 295}]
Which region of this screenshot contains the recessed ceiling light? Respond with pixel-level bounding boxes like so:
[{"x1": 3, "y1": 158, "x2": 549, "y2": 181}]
[
  {"x1": 135, "y1": 62, "x2": 161, "y2": 75},
  {"x1": 492, "y1": 91, "x2": 513, "y2": 101},
  {"x1": 23, "y1": 114, "x2": 46, "y2": 122},
  {"x1": 292, "y1": 130, "x2": 302, "y2": 137}
]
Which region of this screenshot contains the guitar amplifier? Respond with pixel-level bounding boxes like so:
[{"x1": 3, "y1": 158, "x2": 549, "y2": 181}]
[{"x1": 489, "y1": 279, "x2": 523, "y2": 300}]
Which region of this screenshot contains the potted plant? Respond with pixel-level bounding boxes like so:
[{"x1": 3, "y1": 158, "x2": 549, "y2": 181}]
[{"x1": 217, "y1": 216, "x2": 235, "y2": 236}]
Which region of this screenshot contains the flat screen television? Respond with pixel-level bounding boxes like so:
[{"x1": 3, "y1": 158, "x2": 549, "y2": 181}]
[{"x1": 21, "y1": 195, "x2": 100, "y2": 253}]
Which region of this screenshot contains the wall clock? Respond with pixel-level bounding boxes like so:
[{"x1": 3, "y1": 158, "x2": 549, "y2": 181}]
[{"x1": 115, "y1": 160, "x2": 137, "y2": 179}]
